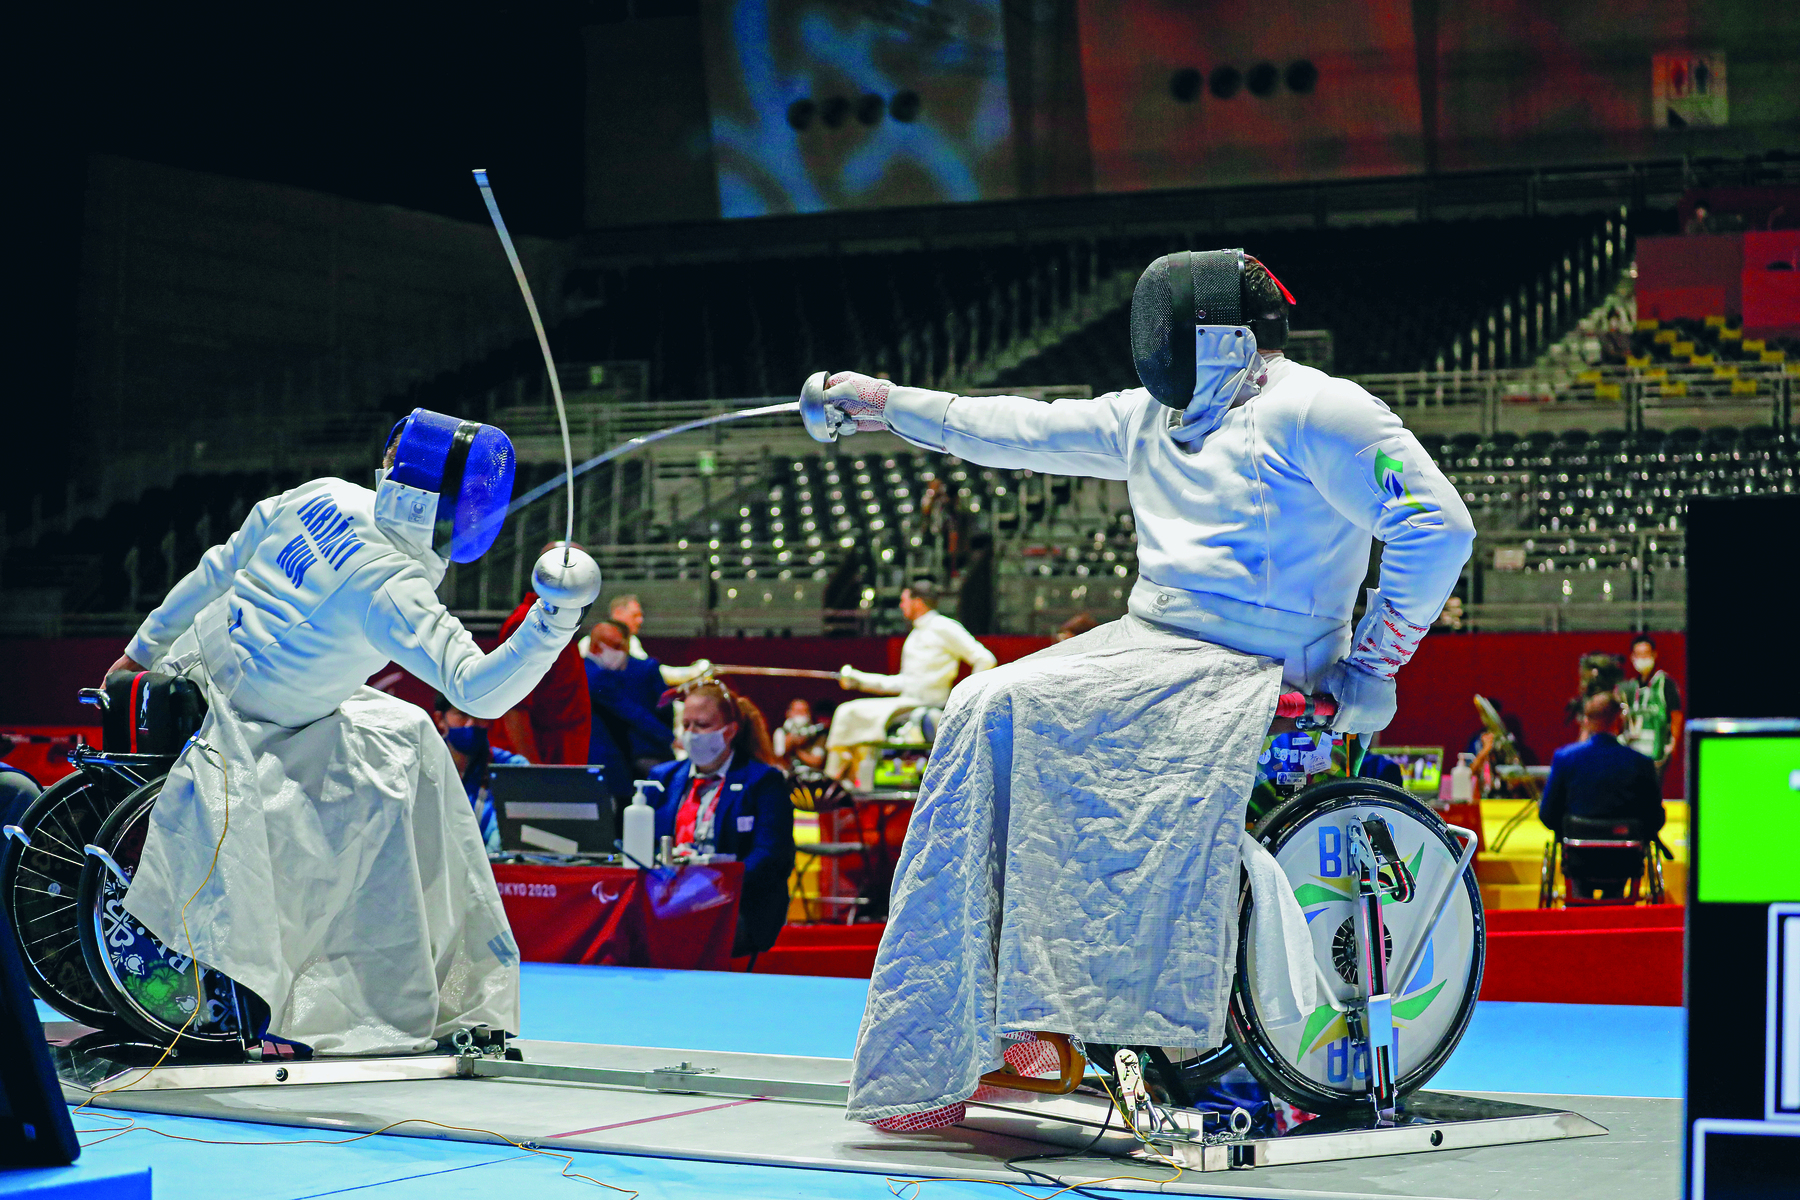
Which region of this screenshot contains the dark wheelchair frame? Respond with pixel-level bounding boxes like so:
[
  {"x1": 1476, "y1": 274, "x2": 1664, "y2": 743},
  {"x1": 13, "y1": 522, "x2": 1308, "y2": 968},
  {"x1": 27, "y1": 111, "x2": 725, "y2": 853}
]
[
  {"x1": 1, "y1": 678, "x2": 266, "y2": 1057},
  {"x1": 1538, "y1": 814, "x2": 1670, "y2": 908}
]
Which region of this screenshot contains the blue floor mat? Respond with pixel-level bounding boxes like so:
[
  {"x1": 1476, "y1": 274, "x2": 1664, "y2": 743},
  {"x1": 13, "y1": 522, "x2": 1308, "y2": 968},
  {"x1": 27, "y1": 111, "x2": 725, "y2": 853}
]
[{"x1": 23, "y1": 965, "x2": 1684, "y2": 1199}]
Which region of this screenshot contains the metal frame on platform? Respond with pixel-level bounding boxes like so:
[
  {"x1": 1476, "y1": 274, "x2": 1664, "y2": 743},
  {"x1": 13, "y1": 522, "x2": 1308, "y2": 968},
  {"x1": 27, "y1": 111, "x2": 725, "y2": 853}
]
[
  {"x1": 48, "y1": 1028, "x2": 1606, "y2": 1174},
  {"x1": 958, "y1": 1085, "x2": 1606, "y2": 1171}
]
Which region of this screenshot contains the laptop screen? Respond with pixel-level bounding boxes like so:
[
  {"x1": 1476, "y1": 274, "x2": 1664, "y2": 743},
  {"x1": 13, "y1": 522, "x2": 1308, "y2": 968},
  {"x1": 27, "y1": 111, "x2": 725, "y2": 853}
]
[{"x1": 487, "y1": 764, "x2": 617, "y2": 855}]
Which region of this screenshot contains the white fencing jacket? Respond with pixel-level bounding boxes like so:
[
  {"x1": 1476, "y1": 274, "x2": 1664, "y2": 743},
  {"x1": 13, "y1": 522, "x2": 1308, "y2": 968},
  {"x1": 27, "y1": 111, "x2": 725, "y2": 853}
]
[
  {"x1": 886, "y1": 357, "x2": 1474, "y2": 686},
  {"x1": 847, "y1": 610, "x2": 998, "y2": 707},
  {"x1": 120, "y1": 474, "x2": 568, "y2": 1053},
  {"x1": 128, "y1": 475, "x2": 570, "y2": 725}
]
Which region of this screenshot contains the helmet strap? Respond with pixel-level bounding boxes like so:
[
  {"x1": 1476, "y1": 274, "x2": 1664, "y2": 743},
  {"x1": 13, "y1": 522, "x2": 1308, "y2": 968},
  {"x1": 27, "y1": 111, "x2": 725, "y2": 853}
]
[{"x1": 439, "y1": 420, "x2": 481, "y2": 518}]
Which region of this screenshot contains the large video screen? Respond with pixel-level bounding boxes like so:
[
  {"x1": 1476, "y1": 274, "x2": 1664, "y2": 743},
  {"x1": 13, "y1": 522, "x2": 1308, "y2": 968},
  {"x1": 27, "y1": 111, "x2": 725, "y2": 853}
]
[
  {"x1": 699, "y1": 0, "x2": 1016, "y2": 217},
  {"x1": 1075, "y1": 0, "x2": 1426, "y2": 193}
]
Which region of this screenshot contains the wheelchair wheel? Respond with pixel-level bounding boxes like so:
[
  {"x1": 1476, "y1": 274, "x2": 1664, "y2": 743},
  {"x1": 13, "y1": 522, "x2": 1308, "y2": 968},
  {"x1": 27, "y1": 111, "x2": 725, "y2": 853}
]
[
  {"x1": 75, "y1": 778, "x2": 249, "y2": 1047},
  {"x1": 1, "y1": 769, "x2": 139, "y2": 1028},
  {"x1": 1226, "y1": 779, "x2": 1485, "y2": 1115}
]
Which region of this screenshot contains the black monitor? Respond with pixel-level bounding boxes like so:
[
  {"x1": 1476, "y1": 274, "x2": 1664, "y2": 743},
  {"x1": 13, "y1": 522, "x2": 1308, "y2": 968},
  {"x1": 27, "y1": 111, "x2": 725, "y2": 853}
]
[
  {"x1": 488, "y1": 764, "x2": 617, "y2": 856},
  {"x1": 1, "y1": 910, "x2": 80, "y2": 1165}
]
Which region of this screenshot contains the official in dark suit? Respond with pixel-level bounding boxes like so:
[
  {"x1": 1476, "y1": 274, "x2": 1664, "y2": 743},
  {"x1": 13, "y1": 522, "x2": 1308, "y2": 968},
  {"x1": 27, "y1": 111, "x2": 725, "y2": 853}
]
[
  {"x1": 1540, "y1": 692, "x2": 1665, "y2": 898},
  {"x1": 585, "y1": 618, "x2": 674, "y2": 803},
  {"x1": 650, "y1": 682, "x2": 794, "y2": 959}
]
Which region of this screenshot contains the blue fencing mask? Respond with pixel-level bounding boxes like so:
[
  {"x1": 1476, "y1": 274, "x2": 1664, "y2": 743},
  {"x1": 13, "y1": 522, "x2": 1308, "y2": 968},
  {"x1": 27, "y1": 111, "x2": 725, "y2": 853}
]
[
  {"x1": 385, "y1": 409, "x2": 517, "y2": 562},
  {"x1": 1130, "y1": 249, "x2": 1280, "y2": 444}
]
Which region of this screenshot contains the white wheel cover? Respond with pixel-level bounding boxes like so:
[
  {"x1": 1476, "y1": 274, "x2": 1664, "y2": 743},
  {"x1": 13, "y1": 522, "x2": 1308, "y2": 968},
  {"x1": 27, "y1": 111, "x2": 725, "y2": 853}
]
[{"x1": 1243, "y1": 802, "x2": 1478, "y2": 1096}]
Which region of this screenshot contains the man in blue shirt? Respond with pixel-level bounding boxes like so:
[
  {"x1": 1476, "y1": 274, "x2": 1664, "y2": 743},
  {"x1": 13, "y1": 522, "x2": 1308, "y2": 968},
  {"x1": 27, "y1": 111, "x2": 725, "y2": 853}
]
[
  {"x1": 1540, "y1": 692, "x2": 1664, "y2": 899},
  {"x1": 433, "y1": 696, "x2": 527, "y2": 851},
  {"x1": 585, "y1": 619, "x2": 674, "y2": 805}
]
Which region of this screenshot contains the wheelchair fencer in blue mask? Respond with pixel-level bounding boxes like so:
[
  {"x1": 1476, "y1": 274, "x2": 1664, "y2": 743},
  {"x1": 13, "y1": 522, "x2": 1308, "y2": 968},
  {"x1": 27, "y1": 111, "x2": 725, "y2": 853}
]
[{"x1": 103, "y1": 408, "x2": 601, "y2": 1056}]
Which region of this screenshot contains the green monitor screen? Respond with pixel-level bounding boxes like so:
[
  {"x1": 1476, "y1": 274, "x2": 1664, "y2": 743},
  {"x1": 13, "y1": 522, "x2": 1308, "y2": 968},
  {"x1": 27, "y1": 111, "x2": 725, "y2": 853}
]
[{"x1": 1696, "y1": 734, "x2": 1800, "y2": 904}]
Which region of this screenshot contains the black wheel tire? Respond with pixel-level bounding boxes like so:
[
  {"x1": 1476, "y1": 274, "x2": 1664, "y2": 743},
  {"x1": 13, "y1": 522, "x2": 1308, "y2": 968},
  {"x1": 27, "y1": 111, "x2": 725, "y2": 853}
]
[
  {"x1": 1225, "y1": 778, "x2": 1485, "y2": 1114},
  {"x1": 75, "y1": 778, "x2": 247, "y2": 1048},
  {"x1": 1, "y1": 769, "x2": 137, "y2": 1028}
]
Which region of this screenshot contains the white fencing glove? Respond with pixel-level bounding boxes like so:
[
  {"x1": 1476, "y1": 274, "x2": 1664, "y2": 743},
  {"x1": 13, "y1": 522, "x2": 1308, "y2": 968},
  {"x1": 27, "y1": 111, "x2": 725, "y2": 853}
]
[
  {"x1": 660, "y1": 659, "x2": 713, "y2": 686},
  {"x1": 799, "y1": 371, "x2": 895, "y2": 440},
  {"x1": 1318, "y1": 660, "x2": 1397, "y2": 736},
  {"x1": 1322, "y1": 589, "x2": 1432, "y2": 735},
  {"x1": 800, "y1": 370, "x2": 956, "y2": 442},
  {"x1": 840, "y1": 664, "x2": 881, "y2": 692}
]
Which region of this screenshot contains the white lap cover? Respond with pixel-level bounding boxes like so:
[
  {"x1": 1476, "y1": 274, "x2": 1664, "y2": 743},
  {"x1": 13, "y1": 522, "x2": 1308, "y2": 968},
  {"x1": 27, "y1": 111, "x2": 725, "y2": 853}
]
[
  {"x1": 847, "y1": 615, "x2": 1281, "y2": 1123},
  {"x1": 826, "y1": 696, "x2": 918, "y2": 747},
  {"x1": 124, "y1": 677, "x2": 519, "y2": 1055}
]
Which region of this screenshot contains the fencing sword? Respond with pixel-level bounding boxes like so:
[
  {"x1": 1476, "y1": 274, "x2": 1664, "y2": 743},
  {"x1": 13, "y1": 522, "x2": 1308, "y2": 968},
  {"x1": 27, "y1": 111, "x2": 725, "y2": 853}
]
[
  {"x1": 501, "y1": 400, "x2": 800, "y2": 521},
  {"x1": 473, "y1": 169, "x2": 601, "y2": 608},
  {"x1": 500, "y1": 369, "x2": 839, "y2": 520},
  {"x1": 705, "y1": 665, "x2": 844, "y2": 681},
  {"x1": 473, "y1": 174, "x2": 838, "y2": 547}
]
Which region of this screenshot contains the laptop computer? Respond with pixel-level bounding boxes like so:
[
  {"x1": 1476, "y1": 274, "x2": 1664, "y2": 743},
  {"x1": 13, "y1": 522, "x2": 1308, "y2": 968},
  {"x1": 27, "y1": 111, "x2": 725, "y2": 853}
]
[{"x1": 488, "y1": 764, "x2": 617, "y2": 856}]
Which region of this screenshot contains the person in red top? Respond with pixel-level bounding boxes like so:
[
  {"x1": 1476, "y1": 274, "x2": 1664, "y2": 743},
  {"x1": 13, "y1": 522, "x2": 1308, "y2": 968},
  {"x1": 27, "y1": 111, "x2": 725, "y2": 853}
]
[{"x1": 488, "y1": 541, "x2": 592, "y2": 764}]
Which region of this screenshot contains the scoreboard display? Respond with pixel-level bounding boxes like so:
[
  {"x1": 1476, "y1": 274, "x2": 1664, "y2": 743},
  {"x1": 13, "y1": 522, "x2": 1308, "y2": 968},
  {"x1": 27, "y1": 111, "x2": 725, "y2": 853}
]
[
  {"x1": 1685, "y1": 721, "x2": 1800, "y2": 1197},
  {"x1": 1684, "y1": 495, "x2": 1800, "y2": 1198}
]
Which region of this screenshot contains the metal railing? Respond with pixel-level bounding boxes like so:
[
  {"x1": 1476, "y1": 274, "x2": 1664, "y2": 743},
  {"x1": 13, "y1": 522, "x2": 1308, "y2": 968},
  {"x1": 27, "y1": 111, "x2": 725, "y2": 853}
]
[
  {"x1": 13, "y1": 362, "x2": 1793, "y2": 637},
  {"x1": 1356, "y1": 361, "x2": 1795, "y2": 434}
]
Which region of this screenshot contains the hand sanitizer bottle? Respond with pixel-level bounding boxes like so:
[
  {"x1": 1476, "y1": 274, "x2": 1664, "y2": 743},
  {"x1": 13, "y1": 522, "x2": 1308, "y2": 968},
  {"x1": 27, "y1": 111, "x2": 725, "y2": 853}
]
[
  {"x1": 1450, "y1": 752, "x2": 1476, "y2": 804},
  {"x1": 624, "y1": 780, "x2": 656, "y2": 868}
]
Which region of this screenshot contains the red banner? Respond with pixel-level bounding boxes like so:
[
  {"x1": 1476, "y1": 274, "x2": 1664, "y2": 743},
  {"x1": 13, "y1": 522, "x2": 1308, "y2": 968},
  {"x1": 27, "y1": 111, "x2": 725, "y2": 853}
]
[{"x1": 493, "y1": 862, "x2": 743, "y2": 971}]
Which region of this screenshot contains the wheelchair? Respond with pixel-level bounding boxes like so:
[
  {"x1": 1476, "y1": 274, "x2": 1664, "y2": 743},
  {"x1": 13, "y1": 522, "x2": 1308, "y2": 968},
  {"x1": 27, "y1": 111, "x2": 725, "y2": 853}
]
[
  {"x1": 1, "y1": 674, "x2": 259, "y2": 1052},
  {"x1": 980, "y1": 699, "x2": 1485, "y2": 1125},
  {"x1": 1538, "y1": 814, "x2": 1668, "y2": 907}
]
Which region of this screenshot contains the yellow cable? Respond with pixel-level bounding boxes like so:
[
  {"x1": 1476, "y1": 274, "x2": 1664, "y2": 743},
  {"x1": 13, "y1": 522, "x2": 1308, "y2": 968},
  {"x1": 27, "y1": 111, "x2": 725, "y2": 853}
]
[
  {"x1": 67, "y1": 740, "x2": 639, "y2": 1195},
  {"x1": 76, "y1": 739, "x2": 231, "y2": 1111}
]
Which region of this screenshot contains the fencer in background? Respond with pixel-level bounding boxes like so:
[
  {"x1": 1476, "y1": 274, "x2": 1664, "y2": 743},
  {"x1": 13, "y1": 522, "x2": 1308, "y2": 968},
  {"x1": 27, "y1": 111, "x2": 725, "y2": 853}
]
[
  {"x1": 801, "y1": 249, "x2": 1474, "y2": 1126},
  {"x1": 827, "y1": 577, "x2": 996, "y2": 778},
  {"x1": 106, "y1": 409, "x2": 601, "y2": 1055}
]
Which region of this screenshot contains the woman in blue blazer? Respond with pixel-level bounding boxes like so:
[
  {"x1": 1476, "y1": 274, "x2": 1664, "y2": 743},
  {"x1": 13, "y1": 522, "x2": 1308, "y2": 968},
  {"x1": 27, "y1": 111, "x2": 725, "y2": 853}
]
[{"x1": 649, "y1": 682, "x2": 794, "y2": 958}]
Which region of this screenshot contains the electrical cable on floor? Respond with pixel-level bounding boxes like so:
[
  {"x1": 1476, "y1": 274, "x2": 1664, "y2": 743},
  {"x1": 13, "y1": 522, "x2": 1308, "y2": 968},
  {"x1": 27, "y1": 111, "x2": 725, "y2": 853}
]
[
  {"x1": 74, "y1": 736, "x2": 231, "y2": 1112},
  {"x1": 883, "y1": 1069, "x2": 1184, "y2": 1200},
  {"x1": 998, "y1": 1094, "x2": 1130, "y2": 1200},
  {"x1": 72, "y1": 1114, "x2": 639, "y2": 1195},
  {"x1": 66, "y1": 737, "x2": 640, "y2": 1195}
]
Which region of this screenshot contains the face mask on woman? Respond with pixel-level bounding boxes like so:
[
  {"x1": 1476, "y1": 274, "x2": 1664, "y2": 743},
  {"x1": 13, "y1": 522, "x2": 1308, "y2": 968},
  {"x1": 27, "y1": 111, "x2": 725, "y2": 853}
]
[{"x1": 685, "y1": 725, "x2": 731, "y2": 771}]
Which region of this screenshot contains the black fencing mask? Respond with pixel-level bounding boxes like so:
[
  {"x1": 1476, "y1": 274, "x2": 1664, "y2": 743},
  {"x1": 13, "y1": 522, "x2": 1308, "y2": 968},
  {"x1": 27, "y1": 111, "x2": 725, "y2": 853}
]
[{"x1": 1130, "y1": 249, "x2": 1251, "y2": 410}]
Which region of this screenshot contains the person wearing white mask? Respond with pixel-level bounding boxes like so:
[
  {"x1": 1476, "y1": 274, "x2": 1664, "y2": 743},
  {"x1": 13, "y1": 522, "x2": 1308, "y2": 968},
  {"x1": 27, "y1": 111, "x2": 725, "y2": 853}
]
[
  {"x1": 646, "y1": 683, "x2": 793, "y2": 958},
  {"x1": 1618, "y1": 634, "x2": 1683, "y2": 779},
  {"x1": 584, "y1": 618, "x2": 674, "y2": 803},
  {"x1": 575, "y1": 592, "x2": 714, "y2": 686},
  {"x1": 797, "y1": 248, "x2": 1475, "y2": 1128}
]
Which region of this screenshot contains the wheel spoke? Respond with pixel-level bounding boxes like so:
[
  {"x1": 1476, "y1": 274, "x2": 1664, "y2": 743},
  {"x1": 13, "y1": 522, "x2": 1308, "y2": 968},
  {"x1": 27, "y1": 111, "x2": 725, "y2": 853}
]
[
  {"x1": 25, "y1": 932, "x2": 81, "y2": 957},
  {"x1": 33, "y1": 823, "x2": 85, "y2": 861}
]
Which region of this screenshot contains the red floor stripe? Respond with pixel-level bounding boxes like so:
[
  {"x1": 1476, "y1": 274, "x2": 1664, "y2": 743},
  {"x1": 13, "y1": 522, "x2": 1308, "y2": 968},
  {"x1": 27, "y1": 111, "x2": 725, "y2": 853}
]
[{"x1": 547, "y1": 1097, "x2": 764, "y2": 1139}]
